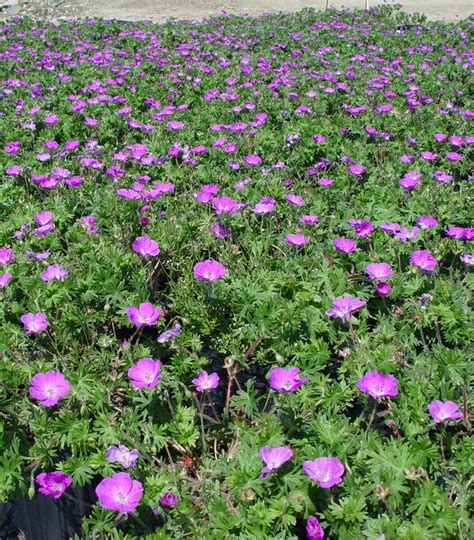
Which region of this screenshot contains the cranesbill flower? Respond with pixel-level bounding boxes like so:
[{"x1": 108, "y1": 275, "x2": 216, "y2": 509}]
[
  {"x1": 35, "y1": 471, "x2": 72, "y2": 499},
  {"x1": 348, "y1": 163, "x2": 365, "y2": 176},
  {"x1": 303, "y1": 457, "x2": 345, "y2": 488},
  {"x1": 325, "y1": 297, "x2": 366, "y2": 322},
  {"x1": 106, "y1": 445, "x2": 139, "y2": 468},
  {"x1": 300, "y1": 215, "x2": 319, "y2": 224},
  {"x1": 160, "y1": 492, "x2": 179, "y2": 508},
  {"x1": 285, "y1": 193, "x2": 304, "y2": 207},
  {"x1": 210, "y1": 222, "x2": 230, "y2": 239},
  {"x1": 128, "y1": 358, "x2": 162, "y2": 389},
  {"x1": 126, "y1": 303, "x2": 162, "y2": 327},
  {"x1": 348, "y1": 219, "x2": 374, "y2": 237},
  {"x1": 357, "y1": 371, "x2": 398, "y2": 399},
  {"x1": 333, "y1": 238, "x2": 356, "y2": 254},
  {"x1": 284, "y1": 233, "x2": 310, "y2": 246},
  {"x1": 21, "y1": 312, "x2": 49, "y2": 335},
  {"x1": 0, "y1": 247, "x2": 14, "y2": 266},
  {"x1": 365, "y1": 263, "x2": 393, "y2": 281},
  {"x1": 40, "y1": 264, "x2": 69, "y2": 282},
  {"x1": 81, "y1": 215, "x2": 99, "y2": 234},
  {"x1": 0, "y1": 272, "x2": 12, "y2": 289},
  {"x1": 427, "y1": 400, "x2": 463, "y2": 424},
  {"x1": 132, "y1": 236, "x2": 160, "y2": 257},
  {"x1": 375, "y1": 282, "x2": 392, "y2": 297},
  {"x1": 192, "y1": 371, "x2": 220, "y2": 392},
  {"x1": 259, "y1": 445, "x2": 293, "y2": 479},
  {"x1": 410, "y1": 250, "x2": 437, "y2": 272},
  {"x1": 95, "y1": 472, "x2": 143, "y2": 513},
  {"x1": 460, "y1": 253, "x2": 474, "y2": 266},
  {"x1": 211, "y1": 196, "x2": 239, "y2": 215},
  {"x1": 417, "y1": 215, "x2": 438, "y2": 229},
  {"x1": 243, "y1": 154, "x2": 262, "y2": 166},
  {"x1": 29, "y1": 370, "x2": 70, "y2": 407},
  {"x1": 444, "y1": 226, "x2": 465, "y2": 240},
  {"x1": 193, "y1": 260, "x2": 226, "y2": 282},
  {"x1": 268, "y1": 367, "x2": 308, "y2": 393},
  {"x1": 253, "y1": 197, "x2": 276, "y2": 215},
  {"x1": 157, "y1": 323, "x2": 182, "y2": 343},
  {"x1": 306, "y1": 516, "x2": 325, "y2": 540},
  {"x1": 34, "y1": 211, "x2": 53, "y2": 226}
]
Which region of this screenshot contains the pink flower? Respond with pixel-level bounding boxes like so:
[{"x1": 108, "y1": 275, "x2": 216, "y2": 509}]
[
  {"x1": 20, "y1": 312, "x2": 49, "y2": 335},
  {"x1": 365, "y1": 263, "x2": 393, "y2": 281},
  {"x1": 211, "y1": 196, "x2": 239, "y2": 215},
  {"x1": 95, "y1": 472, "x2": 143, "y2": 513},
  {"x1": 284, "y1": 233, "x2": 310, "y2": 246},
  {"x1": 126, "y1": 303, "x2": 162, "y2": 327},
  {"x1": 0, "y1": 247, "x2": 14, "y2": 266},
  {"x1": 29, "y1": 370, "x2": 70, "y2": 407},
  {"x1": 333, "y1": 238, "x2": 356, "y2": 254},
  {"x1": 259, "y1": 445, "x2": 293, "y2": 479},
  {"x1": 348, "y1": 219, "x2": 374, "y2": 237},
  {"x1": 285, "y1": 193, "x2": 304, "y2": 207},
  {"x1": 40, "y1": 264, "x2": 69, "y2": 282},
  {"x1": 193, "y1": 259, "x2": 226, "y2": 282},
  {"x1": 325, "y1": 296, "x2": 366, "y2": 322},
  {"x1": 0, "y1": 272, "x2": 12, "y2": 289},
  {"x1": 106, "y1": 445, "x2": 139, "y2": 468},
  {"x1": 210, "y1": 222, "x2": 230, "y2": 239},
  {"x1": 299, "y1": 215, "x2": 319, "y2": 224},
  {"x1": 253, "y1": 197, "x2": 276, "y2": 215},
  {"x1": 410, "y1": 250, "x2": 438, "y2": 272},
  {"x1": 35, "y1": 471, "x2": 72, "y2": 498},
  {"x1": 192, "y1": 370, "x2": 220, "y2": 392},
  {"x1": 132, "y1": 236, "x2": 160, "y2": 257},
  {"x1": 357, "y1": 371, "x2": 398, "y2": 399},
  {"x1": 306, "y1": 516, "x2": 325, "y2": 540},
  {"x1": 81, "y1": 215, "x2": 99, "y2": 234},
  {"x1": 160, "y1": 492, "x2": 179, "y2": 507},
  {"x1": 128, "y1": 358, "x2": 162, "y2": 389},
  {"x1": 375, "y1": 282, "x2": 392, "y2": 297},
  {"x1": 427, "y1": 400, "x2": 463, "y2": 424},
  {"x1": 268, "y1": 367, "x2": 309, "y2": 393},
  {"x1": 243, "y1": 154, "x2": 262, "y2": 166},
  {"x1": 303, "y1": 457, "x2": 345, "y2": 488}
]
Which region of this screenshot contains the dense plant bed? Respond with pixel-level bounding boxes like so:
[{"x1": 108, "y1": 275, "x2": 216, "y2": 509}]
[{"x1": 0, "y1": 6, "x2": 473, "y2": 539}]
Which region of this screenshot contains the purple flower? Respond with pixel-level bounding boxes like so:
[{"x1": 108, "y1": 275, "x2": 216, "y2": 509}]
[
  {"x1": 157, "y1": 323, "x2": 182, "y2": 343},
  {"x1": 300, "y1": 215, "x2": 319, "y2": 224},
  {"x1": 21, "y1": 312, "x2": 49, "y2": 335},
  {"x1": 460, "y1": 253, "x2": 474, "y2": 266},
  {"x1": 243, "y1": 154, "x2": 262, "y2": 166},
  {"x1": 444, "y1": 226, "x2": 465, "y2": 240},
  {"x1": 106, "y1": 445, "x2": 139, "y2": 468},
  {"x1": 81, "y1": 215, "x2": 99, "y2": 234},
  {"x1": 348, "y1": 219, "x2": 374, "y2": 238},
  {"x1": 29, "y1": 370, "x2": 70, "y2": 407},
  {"x1": 285, "y1": 193, "x2": 304, "y2": 207},
  {"x1": 0, "y1": 247, "x2": 14, "y2": 266},
  {"x1": 348, "y1": 163, "x2": 365, "y2": 176},
  {"x1": 159, "y1": 492, "x2": 179, "y2": 508},
  {"x1": 333, "y1": 238, "x2": 356, "y2": 254},
  {"x1": 357, "y1": 371, "x2": 398, "y2": 399},
  {"x1": 211, "y1": 196, "x2": 239, "y2": 215},
  {"x1": 306, "y1": 516, "x2": 325, "y2": 540},
  {"x1": 325, "y1": 297, "x2": 366, "y2": 322},
  {"x1": 95, "y1": 472, "x2": 143, "y2": 513},
  {"x1": 128, "y1": 358, "x2": 162, "y2": 390},
  {"x1": 194, "y1": 184, "x2": 219, "y2": 203},
  {"x1": 427, "y1": 400, "x2": 463, "y2": 424},
  {"x1": 33, "y1": 223, "x2": 56, "y2": 237},
  {"x1": 417, "y1": 215, "x2": 438, "y2": 229},
  {"x1": 40, "y1": 264, "x2": 69, "y2": 282},
  {"x1": 193, "y1": 259, "x2": 226, "y2": 282},
  {"x1": 268, "y1": 367, "x2": 308, "y2": 393},
  {"x1": 302, "y1": 457, "x2": 345, "y2": 488},
  {"x1": 210, "y1": 222, "x2": 230, "y2": 239},
  {"x1": 259, "y1": 445, "x2": 293, "y2": 479},
  {"x1": 410, "y1": 250, "x2": 438, "y2": 272},
  {"x1": 433, "y1": 171, "x2": 452, "y2": 184},
  {"x1": 284, "y1": 233, "x2": 310, "y2": 246},
  {"x1": 132, "y1": 236, "x2": 160, "y2": 257},
  {"x1": 0, "y1": 272, "x2": 12, "y2": 289},
  {"x1": 253, "y1": 197, "x2": 276, "y2": 215},
  {"x1": 35, "y1": 472, "x2": 72, "y2": 499},
  {"x1": 126, "y1": 303, "x2": 162, "y2": 327},
  {"x1": 399, "y1": 171, "x2": 421, "y2": 190},
  {"x1": 34, "y1": 211, "x2": 54, "y2": 226},
  {"x1": 192, "y1": 371, "x2": 220, "y2": 392},
  {"x1": 365, "y1": 263, "x2": 393, "y2": 281},
  {"x1": 375, "y1": 282, "x2": 392, "y2": 297}
]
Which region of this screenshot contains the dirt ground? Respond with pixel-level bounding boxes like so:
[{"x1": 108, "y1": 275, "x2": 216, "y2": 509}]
[{"x1": 2, "y1": 0, "x2": 473, "y2": 25}]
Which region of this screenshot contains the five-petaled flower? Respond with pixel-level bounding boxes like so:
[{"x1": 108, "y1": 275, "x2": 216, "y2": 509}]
[
  {"x1": 303, "y1": 457, "x2": 345, "y2": 488},
  {"x1": 259, "y1": 445, "x2": 293, "y2": 479}
]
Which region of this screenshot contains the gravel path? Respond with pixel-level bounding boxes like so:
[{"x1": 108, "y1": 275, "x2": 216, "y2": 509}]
[{"x1": 1, "y1": 0, "x2": 473, "y2": 25}]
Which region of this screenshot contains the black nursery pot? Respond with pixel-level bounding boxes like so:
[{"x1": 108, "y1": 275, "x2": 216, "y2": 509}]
[{"x1": 1, "y1": 483, "x2": 96, "y2": 540}]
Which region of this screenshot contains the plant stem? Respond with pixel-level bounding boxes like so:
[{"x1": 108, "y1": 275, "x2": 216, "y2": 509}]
[{"x1": 366, "y1": 401, "x2": 377, "y2": 432}]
